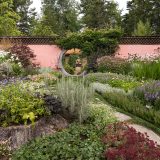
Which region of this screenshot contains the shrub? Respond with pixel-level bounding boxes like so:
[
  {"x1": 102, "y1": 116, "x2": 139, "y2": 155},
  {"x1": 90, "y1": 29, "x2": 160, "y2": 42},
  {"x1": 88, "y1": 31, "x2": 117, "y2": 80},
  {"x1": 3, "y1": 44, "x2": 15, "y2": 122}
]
[
  {"x1": 103, "y1": 122, "x2": 160, "y2": 160},
  {"x1": 0, "y1": 83, "x2": 46, "y2": 126},
  {"x1": 57, "y1": 29, "x2": 121, "y2": 65},
  {"x1": 0, "y1": 50, "x2": 10, "y2": 63},
  {"x1": 0, "y1": 61, "x2": 13, "y2": 78},
  {"x1": 0, "y1": 49, "x2": 33, "y2": 78},
  {"x1": 43, "y1": 94, "x2": 63, "y2": 114},
  {"x1": 133, "y1": 81, "x2": 160, "y2": 110},
  {"x1": 12, "y1": 102, "x2": 117, "y2": 160},
  {"x1": 97, "y1": 56, "x2": 131, "y2": 74},
  {"x1": 92, "y1": 82, "x2": 128, "y2": 95},
  {"x1": 107, "y1": 79, "x2": 141, "y2": 92},
  {"x1": 68, "y1": 54, "x2": 79, "y2": 68},
  {"x1": 85, "y1": 72, "x2": 136, "y2": 84},
  {"x1": 64, "y1": 63, "x2": 75, "y2": 74},
  {"x1": 87, "y1": 102, "x2": 117, "y2": 129},
  {"x1": 130, "y1": 59, "x2": 160, "y2": 80},
  {"x1": 102, "y1": 91, "x2": 160, "y2": 127},
  {"x1": 10, "y1": 44, "x2": 38, "y2": 68},
  {"x1": 56, "y1": 78, "x2": 94, "y2": 123},
  {"x1": 12, "y1": 123, "x2": 105, "y2": 160}
]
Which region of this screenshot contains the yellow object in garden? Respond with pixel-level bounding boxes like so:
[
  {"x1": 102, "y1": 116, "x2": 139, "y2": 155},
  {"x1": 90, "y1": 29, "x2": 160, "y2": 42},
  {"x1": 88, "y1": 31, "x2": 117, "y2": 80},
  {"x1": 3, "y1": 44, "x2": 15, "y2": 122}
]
[{"x1": 66, "y1": 48, "x2": 81, "y2": 55}]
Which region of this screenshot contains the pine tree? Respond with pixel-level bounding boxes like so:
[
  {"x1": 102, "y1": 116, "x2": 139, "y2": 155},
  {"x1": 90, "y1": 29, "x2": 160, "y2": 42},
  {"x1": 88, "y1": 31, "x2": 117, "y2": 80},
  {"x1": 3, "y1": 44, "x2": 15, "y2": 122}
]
[
  {"x1": 122, "y1": 0, "x2": 160, "y2": 35},
  {"x1": 133, "y1": 20, "x2": 152, "y2": 36},
  {"x1": 80, "y1": 0, "x2": 121, "y2": 29},
  {"x1": 12, "y1": 0, "x2": 37, "y2": 35},
  {"x1": 41, "y1": 0, "x2": 80, "y2": 35}
]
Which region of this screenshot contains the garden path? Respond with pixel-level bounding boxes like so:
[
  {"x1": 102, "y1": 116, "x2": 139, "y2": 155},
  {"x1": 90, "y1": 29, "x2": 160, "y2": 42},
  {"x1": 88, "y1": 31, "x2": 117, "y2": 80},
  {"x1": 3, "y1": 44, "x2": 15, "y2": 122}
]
[{"x1": 115, "y1": 112, "x2": 160, "y2": 145}]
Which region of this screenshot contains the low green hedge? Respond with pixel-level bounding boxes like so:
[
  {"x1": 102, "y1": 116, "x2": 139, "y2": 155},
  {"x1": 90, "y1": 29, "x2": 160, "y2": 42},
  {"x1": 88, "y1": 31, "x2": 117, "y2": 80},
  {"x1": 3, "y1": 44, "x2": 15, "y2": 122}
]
[{"x1": 102, "y1": 92, "x2": 160, "y2": 127}]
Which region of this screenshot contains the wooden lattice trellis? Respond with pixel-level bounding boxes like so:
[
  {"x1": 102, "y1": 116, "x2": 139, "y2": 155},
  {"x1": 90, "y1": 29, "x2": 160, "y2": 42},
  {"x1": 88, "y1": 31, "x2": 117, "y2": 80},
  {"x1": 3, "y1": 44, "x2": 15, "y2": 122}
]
[
  {"x1": 0, "y1": 36, "x2": 57, "y2": 45},
  {"x1": 0, "y1": 36, "x2": 159, "y2": 45},
  {"x1": 120, "y1": 36, "x2": 160, "y2": 45}
]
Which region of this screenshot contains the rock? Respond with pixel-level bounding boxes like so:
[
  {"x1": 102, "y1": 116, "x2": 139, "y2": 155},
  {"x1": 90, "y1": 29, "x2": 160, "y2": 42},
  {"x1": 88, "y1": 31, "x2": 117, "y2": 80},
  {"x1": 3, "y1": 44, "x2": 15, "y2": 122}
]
[{"x1": 0, "y1": 115, "x2": 68, "y2": 150}]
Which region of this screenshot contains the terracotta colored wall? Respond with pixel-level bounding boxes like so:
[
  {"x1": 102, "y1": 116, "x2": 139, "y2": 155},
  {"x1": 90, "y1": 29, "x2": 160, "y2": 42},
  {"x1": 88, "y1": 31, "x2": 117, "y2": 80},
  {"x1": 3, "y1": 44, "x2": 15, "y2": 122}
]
[
  {"x1": 29, "y1": 45, "x2": 61, "y2": 69},
  {"x1": 116, "y1": 45, "x2": 160, "y2": 59}
]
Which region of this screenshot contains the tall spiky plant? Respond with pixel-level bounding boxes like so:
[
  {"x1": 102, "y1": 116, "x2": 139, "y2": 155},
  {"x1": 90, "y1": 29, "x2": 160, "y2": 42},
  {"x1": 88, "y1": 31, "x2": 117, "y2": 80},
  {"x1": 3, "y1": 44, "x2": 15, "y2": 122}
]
[{"x1": 56, "y1": 77, "x2": 94, "y2": 123}]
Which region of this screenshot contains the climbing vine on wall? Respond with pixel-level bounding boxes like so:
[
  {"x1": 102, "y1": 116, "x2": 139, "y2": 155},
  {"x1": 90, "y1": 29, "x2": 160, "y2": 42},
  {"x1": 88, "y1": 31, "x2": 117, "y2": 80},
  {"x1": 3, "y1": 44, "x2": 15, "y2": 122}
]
[{"x1": 57, "y1": 29, "x2": 122, "y2": 64}]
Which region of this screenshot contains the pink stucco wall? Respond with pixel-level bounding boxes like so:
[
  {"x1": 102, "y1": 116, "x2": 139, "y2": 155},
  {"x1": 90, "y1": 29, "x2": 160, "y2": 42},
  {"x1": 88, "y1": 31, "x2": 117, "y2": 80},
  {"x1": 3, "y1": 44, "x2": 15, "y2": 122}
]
[
  {"x1": 29, "y1": 45, "x2": 61, "y2": 69},
  {"x1": 116, "y1": 45, "x2": 160, "y2": 59},
  {"x1": 29, "y1": 44, "x2": 160, "y2": 68}
]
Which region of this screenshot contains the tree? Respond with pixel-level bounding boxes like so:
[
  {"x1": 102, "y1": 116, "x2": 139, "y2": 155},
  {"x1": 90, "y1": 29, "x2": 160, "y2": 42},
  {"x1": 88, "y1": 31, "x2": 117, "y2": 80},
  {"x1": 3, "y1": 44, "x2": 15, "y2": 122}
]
[
  {"x1": 31, "y1": 20, "x2": 57, "y2": 36},
  {"x1": 12, "y1": 0, "x2": 37, "y2": 35},
  {"x1": 57, "y1": 29, "x2": 121, "y2": 65},
  {"x1": 133, "y1": 20, "x2": 152, "y2": 36},
  {"x1": 0, "y1": 0, "x2": 21, "y2": 36},
  {"x1": 41, "y1": 0, "x2": 80, "y2": 36},
  {"x1": 80, "y1": 0, "x2": 121, "y2": 29},
  {"x1": 122, "y1": 0, "x2": 160, "y2": 35}
]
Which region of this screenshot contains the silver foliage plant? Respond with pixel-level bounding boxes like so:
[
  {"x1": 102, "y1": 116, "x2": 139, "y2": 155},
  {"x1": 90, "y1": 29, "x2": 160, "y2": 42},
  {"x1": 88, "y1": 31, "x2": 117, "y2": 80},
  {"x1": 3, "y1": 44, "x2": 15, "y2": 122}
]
[
  {"x1": 92, "y1": 82, "x2": 133, "y2": 95},
  {"x1": 56, "y1": 77, "x2": 94, "y2": 123}
]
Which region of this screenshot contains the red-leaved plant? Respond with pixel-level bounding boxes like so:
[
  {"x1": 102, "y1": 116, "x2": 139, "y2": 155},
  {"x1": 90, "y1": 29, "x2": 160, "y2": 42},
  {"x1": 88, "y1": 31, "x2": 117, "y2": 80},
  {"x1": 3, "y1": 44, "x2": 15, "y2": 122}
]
[
  {"x1": 10, "y1": 44, "x2": 38, "y2": 68},
  {"x1": 102, "y1": 122, "x2": 160, "y2": 160}
]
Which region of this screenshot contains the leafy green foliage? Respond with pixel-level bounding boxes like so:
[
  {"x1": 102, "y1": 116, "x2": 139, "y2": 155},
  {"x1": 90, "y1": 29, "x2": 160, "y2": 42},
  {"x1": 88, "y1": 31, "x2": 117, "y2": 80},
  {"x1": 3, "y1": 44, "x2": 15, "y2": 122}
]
[
  {"x1": 88, "y1": 101, "x2": 117, "y2": 129},
  {"x1": 107, "y1": 79, "x2": 141, "y2": 92},
  {"x1": 0, "y1": 50, "x2": 24, "y2": 78},
  {"x1": 81, "y1": 0, "x2": 121, "y2": 29},
  {"x1": 130, "y1": 59, "x2": 160, "y2": 80},
  {"x1": 31, "y1": 21, "x2": 57, "y2": 36},
  {"x1": 68, "y1": 54, "x2": 79, "y2": 68},
  {"x1": 57, "y1": 29, "x2": 121, "y2": 64},
  {"x1": 97, "y1": 56, "x2": 131, "y2": 74},
  {"x1": 85, "y1": 72, "x2": 136, "y2": 84},
  {"x1": 0, "y1": 0, "x2": 21, "y2": 36},
  {"x1": 0, "y1": 83, "x2": 46, "y2": 126},
  {"x1": 41, "y1": 0, "x2": 80, "y2": 35},
  {"x1": 12, "y1": 0, "x2": 37, "y2": 35},
  {"x1": 63, "y1": 63, "x2": 75, "y2": 74},
  {"x1": 12, "y1": 101, "x2": 116, "y2": 160},
  {"x1": 133, "y1": 20, "x2": 152, "y2": 36},
  {"x1": 102, "y1": 91, "x2": 160, "y2": 127},
  {"x1": 12, "y1": 123, "x2": 105, "y2": 160},
  {"x1": 122, "y1": 0, "x2": 160, "y2": 35},
  {"x1": 56, "y1": 78, "x2": 94, "y2": 123},
  {"x1": 133, "y1": 81, "x2": 160, "y2": 110}
]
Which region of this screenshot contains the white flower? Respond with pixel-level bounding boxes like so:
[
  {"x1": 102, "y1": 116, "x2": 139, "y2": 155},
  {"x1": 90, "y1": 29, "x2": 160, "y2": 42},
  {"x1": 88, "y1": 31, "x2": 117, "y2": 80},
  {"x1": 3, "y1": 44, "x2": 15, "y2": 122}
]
[
  {"x1": 18, "y1": 62, "x2": 22, "y2": 67},
  {"x1": 146, "y1": 105, "x2": 152, "y2": 109}
]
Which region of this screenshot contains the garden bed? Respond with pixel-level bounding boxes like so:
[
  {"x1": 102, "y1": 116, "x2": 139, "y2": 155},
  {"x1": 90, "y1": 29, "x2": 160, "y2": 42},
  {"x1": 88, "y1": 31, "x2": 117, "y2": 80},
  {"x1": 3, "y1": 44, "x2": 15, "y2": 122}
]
[{"x1": 0, "y1": 115, "x2": 68, "y2": 150}]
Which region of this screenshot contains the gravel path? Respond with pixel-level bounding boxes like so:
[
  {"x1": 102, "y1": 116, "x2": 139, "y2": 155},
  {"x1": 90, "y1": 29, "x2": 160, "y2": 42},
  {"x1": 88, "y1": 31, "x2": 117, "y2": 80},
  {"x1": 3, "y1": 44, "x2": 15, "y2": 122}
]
[{"x1": 115, "y1": 112, "x2": 160, "y2": 145}]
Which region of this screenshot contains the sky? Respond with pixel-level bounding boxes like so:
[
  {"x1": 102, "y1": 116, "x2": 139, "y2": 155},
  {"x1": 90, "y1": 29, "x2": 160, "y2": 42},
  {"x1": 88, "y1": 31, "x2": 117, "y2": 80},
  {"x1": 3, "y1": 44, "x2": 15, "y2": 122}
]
[{"x1": 31, "y1": 0, "x2": 129, "y2": 15}]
